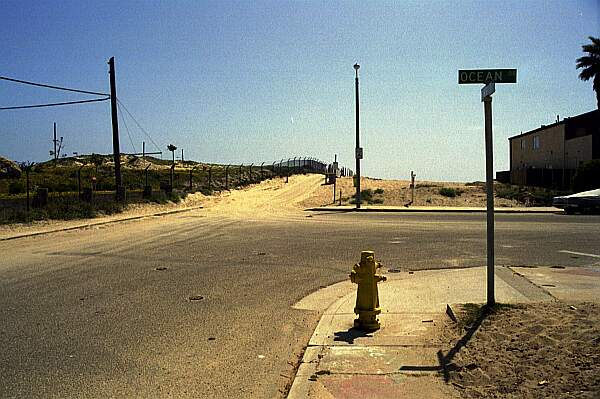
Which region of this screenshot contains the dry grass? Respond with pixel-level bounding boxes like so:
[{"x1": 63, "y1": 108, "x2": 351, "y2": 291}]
[{"x1": 299, "y1": 176, "x2": 522, "y2": 208}]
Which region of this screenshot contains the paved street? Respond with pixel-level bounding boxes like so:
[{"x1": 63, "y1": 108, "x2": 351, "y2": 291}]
[{"x1": 1, "y1": 187, "x2": 599, "y2": 397}]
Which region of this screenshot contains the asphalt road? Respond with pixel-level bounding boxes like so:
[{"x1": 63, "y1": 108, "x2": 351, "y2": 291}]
[{"x1": 1, "y1": 210, "x2": 599, "y2": 398}]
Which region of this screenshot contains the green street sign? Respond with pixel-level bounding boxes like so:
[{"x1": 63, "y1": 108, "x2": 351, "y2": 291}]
[{"x1": 458, "y1": 69, "x2": 517, "y2": 84}]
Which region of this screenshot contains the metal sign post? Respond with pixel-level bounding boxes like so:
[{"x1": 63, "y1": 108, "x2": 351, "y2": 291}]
[
  {"x1": 459, "y1": 69, "x2": 516, "y2": 307},
  {"x1": 482, "y1": 86, "x2": 495, "y2": 307}
]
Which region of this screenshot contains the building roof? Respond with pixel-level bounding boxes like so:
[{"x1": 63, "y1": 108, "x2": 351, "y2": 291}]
[{"x1": 509, "y1": 109, "x2": 599, "y2": 141}]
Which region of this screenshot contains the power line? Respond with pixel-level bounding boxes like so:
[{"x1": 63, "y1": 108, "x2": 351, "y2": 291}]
[
  {"x1": 0, "y1": 75, "x2": 109, "y2": 97},
  {"x1": 0, "y1": 97, "x2": 110, "y2": 110},
  {"x1": 117, "y1": 101, "x2": 137, "y2": 154},
  {"x1": 116, "y1": 99, "x2": 161, "y2": 152}
]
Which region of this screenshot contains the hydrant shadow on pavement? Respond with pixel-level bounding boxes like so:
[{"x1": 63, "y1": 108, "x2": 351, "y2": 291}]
[{"x1": 332, "y1": 327, "x2": 373, "y2": 344}]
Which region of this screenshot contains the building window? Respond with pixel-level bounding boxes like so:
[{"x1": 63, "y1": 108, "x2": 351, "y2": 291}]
[
  {"x1": 533, "y1": 135, "x2": 540, "y2": 150},
  {"x1": 520, "y1": 139, "x2": 526, "y2": 150}
]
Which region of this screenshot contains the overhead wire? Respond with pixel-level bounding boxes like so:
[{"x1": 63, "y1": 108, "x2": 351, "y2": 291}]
[
  {"x1": 0, "y1": 75, "x2": 109, "y2": 97},
  {"x1": 0, "y1": 96, "x2": 110, "y2": 110},
  {"x1": 117, "y1": 101, "x2": 137, "y2": 154},
  {"x1": 1, "y1": 75, "x2": 161, "y2": 157},
  {"x1": 116, "y1": 99, "x2": 161, "y2": 152}
]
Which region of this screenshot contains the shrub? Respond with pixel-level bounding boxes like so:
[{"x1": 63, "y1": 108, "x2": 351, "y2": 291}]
[
  {"x1": 8, "y1": 181, "x2": 25, "y2": 194},
  {"x1": 168, "y1": 191, "x2": 183, "y2": 203},
  {"x1": 373, "y1": 198, "x2": 384, "y2": 204},
  {"x1": 439, "y1": 187, "x2": 462, "y2": 197},
  {"x1": 495, "y1": 184, "x2": 520, "y2": 200},
  {"x1": 573, "y1": 160, "x2": 600, "y2": 192},
  {"x1": 199, "y1": 187, "x2": 213, "y2": 196},
  {"x1": 350, "y1": 189, "x2": 374, "y2": 204},
  {"x1": 360, "y1": 189, "x2": 373, "y2": 201},
  {"x1": 374, "y1": 188, "x2": 384, "y2": 195}
]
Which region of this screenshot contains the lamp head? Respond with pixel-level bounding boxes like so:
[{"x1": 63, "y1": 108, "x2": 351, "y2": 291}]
[{"x1": 353, "y1": 63, "x2": 360, "y2": 70}]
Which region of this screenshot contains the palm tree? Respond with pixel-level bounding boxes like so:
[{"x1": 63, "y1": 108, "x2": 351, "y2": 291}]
[
  {"x1": 167, "y1": 144, "x2": 177, "y2": 164},
  {"x1": 576, "y1": 36, "x2": 600, "y2": 109},
  {"x1": 167, "y1": 144, "x2": 177, "y2": 188}
]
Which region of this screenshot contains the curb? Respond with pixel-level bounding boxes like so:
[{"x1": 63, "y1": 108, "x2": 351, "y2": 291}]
[
  {"x1": 306, "y1": 207, "x2": 562, "y2": 214},
  {"x1": 287, "y1": 283, "x2": 354, "y2": 399},
  {"x1": 0, "y1": 205, "x2": 204, "y2": 242}
]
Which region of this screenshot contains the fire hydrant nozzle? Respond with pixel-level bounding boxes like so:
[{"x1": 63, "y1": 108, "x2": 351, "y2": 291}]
[{"x1": 350, "y1": 251, "x2": 387, "y2": 331}]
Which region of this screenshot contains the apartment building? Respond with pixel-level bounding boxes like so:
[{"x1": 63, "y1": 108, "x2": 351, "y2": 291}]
[{"x1": 508, "y1": 109, "x2": 599, "y2": 188}]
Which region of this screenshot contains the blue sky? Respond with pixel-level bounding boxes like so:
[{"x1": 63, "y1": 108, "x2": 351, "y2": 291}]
[{"x1": 1, "y1": 0, "x2": 598, "y2": 181}]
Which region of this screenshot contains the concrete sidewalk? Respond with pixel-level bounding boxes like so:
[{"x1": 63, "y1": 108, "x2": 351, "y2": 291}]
[
  {"x1": 307, "y1": 205, "x2": 561, "y2": 213},
  {"x1": 288, "y1": 265, "x2": 598, "y2": 398}
]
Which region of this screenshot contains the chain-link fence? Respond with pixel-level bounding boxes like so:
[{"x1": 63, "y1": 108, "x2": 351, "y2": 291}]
[{"x1": 0, "y1": 157, "x2": 344, "y2": 223}]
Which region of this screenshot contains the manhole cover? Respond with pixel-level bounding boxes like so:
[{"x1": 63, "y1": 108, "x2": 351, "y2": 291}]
[{"x1": 189, "y1": 295, "x2": 204, "y2": 301}]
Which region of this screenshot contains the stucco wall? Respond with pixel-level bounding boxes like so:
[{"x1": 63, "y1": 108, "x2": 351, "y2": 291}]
[
  {"x1": 565, "y1": 135, "x2": 593, "y2": 169},
  {"x1": 510, "y1": 125, "x2": 565, "y2": 170}
]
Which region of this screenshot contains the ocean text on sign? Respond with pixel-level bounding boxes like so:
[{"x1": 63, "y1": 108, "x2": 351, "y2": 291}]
[{"x1": 458, "y1": 69, "x2": 517, "y2": 84}]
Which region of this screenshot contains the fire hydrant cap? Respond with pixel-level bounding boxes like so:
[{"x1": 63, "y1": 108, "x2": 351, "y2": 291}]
[{"x1": 360, "y1": 251, "x2": 375, "y2": 263}]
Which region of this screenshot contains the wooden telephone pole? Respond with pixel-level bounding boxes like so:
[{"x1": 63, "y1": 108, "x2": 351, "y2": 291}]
[{"x1": 108, "y1": 57, "x2": 124, "y2": 200}]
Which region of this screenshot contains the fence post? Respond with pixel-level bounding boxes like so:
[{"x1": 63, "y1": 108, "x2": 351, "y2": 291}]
[
  {"x1": 225, "y1": 165, "x2": 230, "y2": 190},
  {"x1": 208, "y1": 166, "x2": 212, "y2": 190},
  {"x1": 146, "y1": 165, "x2": 150, "y2": 188},
  {"x1": 78, "y1": 165, "x2": 83, "y2": 199},
  {"x1": 170, "y1": 164, "x2": 174, "y2": 189},
  {"x1": 26, "y1": 168, "x2": 30, "y2": 215}
]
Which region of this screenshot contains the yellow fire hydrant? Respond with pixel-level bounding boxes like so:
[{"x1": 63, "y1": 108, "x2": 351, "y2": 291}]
[{"x1": 350, "y1": 251, "x2": 387, "y2": 331}]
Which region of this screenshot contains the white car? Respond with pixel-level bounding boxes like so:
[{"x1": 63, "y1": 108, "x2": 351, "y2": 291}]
[{"x1": 553, "y1": 188, "x2": 600, "y2": 214}]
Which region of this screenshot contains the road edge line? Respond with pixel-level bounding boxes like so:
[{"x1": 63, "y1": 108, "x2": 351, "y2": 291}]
[{"x1": 0, "y1": 205, "x2": 204, "y2": 242}]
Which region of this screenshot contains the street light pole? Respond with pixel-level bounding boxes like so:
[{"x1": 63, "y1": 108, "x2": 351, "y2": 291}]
[{"x1": 354, "y1": 63, "x2": 361, "y2": 209}]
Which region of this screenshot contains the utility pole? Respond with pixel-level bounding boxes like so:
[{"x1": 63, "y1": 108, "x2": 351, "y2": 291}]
[
  {"x1": 181, "y1": 148, "x2": 184, "y2": 164},
  {"x1": 53, "y1": 123, "x2": 57, "y2": 163},
  {"x1": 108, "y1": 57, "x2": 124, "y2": 201},
  {"x1": 354, "y1": 63, "x2": 362, "y2": 209},
  {"x1": 142, "y1": 141, "x2": 145, "y2": 160}
]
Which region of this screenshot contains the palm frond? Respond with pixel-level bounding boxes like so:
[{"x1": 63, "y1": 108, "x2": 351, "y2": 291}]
[
  {"x1": 576, "y1": 54, "x2": 600, "y2": 65},
  {"x1": 588, "y1": 36, "x2": 600, "y2": 47},
  {"x1": 579, "y1": 66, "x2": 596, "y2": 81},
  {"x1": 582, "y1": 43, "x2": 600, "y2": 56}
]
